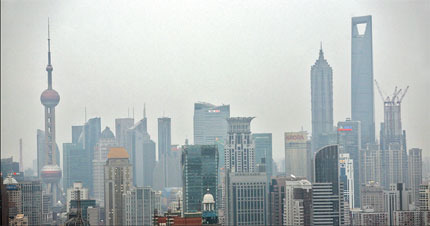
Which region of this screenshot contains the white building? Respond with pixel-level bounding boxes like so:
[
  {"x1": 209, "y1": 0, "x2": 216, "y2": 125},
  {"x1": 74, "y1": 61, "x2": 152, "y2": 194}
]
[
  {"x1": 93, "y1": 126, "x2": 117, "y2": 207},
  {"x1": 283, "y1": 179, "x2": 312, "y2": 226},
  {"x1": 284, "y1": 131, "x2": 309, "y2": 178},
  {"x1": 66, "y1": 181, "x2": 89, "y2": 213},
  {"x1": 340, "y1": 153, "x2": 354, "y2": 209}
]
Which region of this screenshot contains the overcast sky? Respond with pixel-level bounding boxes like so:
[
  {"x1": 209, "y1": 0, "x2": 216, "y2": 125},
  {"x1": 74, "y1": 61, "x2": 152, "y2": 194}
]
[{"x1": 1, "y1": 0, "x2": 429, "y2": 170}]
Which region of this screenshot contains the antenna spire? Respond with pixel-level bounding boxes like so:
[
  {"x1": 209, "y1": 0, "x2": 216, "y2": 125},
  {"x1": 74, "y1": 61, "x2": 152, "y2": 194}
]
[
  {"x1": 46, "y1": 18, "x2": 53, "y2": 89},
  {"x1": 318, "y1": 41, "x2": 324, "y2": 60},
  {"x1": 144, "y1": 103, "x2": 147, "y2": 118}
]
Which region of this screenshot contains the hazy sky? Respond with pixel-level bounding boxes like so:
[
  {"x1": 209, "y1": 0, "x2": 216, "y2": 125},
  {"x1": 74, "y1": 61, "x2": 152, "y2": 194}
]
[{"x1": 1, "y1": 0, "x2": 429, "y2": 169}]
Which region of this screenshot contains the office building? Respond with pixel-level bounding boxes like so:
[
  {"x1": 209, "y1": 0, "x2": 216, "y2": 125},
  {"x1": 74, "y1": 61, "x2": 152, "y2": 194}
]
[
  {"x1": 225, "y1": 172, "x2": 267, "y2": 225},
  {"x1": 157, "y1": 117, "x2": 171, "y2": 189},
  {"x1": 82, "y1": 117, "x2": 102, "y2": 194},
  {"x1": 63, "y1": 142, "x2": 91, "y2": 191},
  {"x1": 311, "y1": 45, "x2": 334, "y2": 153},
  {"x1": 66, "y1": 182, "x2": 89, "y2": 212},
  {"x1": 181, "y1": 145, "x2": 218, "y2": 213},
  {"x1": 359, "y1": 144, "x2": 383, "y2": 186},
  {"x1": 419, "y1": 182, "x2": 430, "y2": 211},
  {"x1": 337, "y1": 119, "x2": 361, "y2": 207},
  {"x1": 253, "y1": 133, "x2": 272, "y2": 181},
  {"x1": 1, "y1": 157, "x2": 23, "y2": 181},
  {"x1": 409, "y1": 148, "x2": 422, "y2": 206},
  {"x1": 104, "y1": 147, "x2": 133, "y2": 226},
  {"x1": 340, "y1": 153, "x2": 354, "y2": 209},
  {"x1": 384, "y1": 183, "x2": 410, "y2": 225},
  {"x1": 312, "y1": 145, "x2": 344, "y2": 226},
  {"x1": 393, "y1": 210, "x2": 430, "y2": 226},
  {"x1": 269, "y1": 176, "x2": 288, "y2": 226},
  {"x1": 224, "y1": 117, "x2": 255, "y2": 173},
  {"x1": 351, "y1": 15, "x2": 375, "y2": 146},
  {"x1": 93, "y1": 126, "x2": 117, "y2": 207},
  {"x1": 87, "y1": 206, "x2": 101, "y2": 226},
  {"x1": 20, "y1": 181, "x2": 42, "y2": 225},
  {"x1": 115, "y1": 118, "x2": 134, "y2": 147},
  {"x1": 70, "y1": 199, "x2": 96, "y2": 222},
  {"x1": 3, "y1": 175, "x2": 22, "y2": 218},
  {"x1": 193, "y1": 102, "x2": 230, "y2": 145},
  {"x1": 284, "y1": 131, "x2": 309, "y2": 178},
  {"x1": 123, "y1": 186, "x2": 157, "y2": 226},
  {"x1": 360, "y1": 181, "x2": 385, "y2": 212},
  {"x1": 351, "y1": 210, "x2": 388, "y2": 226},
  {"x1": 283, "y1": 178, "x2": 312, "y2": 226}
]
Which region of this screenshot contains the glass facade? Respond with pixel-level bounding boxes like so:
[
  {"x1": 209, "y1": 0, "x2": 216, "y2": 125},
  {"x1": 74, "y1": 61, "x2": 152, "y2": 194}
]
[{"x1": 181, "y1": 145, "x2": 218, "y2": 213}]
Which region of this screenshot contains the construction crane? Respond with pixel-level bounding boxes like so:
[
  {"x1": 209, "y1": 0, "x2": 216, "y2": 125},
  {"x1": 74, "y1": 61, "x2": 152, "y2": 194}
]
[
  {"x1": 398, "y1": 85, "x2": 409, "y2": 104},
  {"x1": 374, "y1": 80, "x2": 387, "y2": 102}
]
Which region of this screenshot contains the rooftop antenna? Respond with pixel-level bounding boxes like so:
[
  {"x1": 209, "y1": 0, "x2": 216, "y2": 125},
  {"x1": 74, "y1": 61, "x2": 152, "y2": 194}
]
[
  {"x1": 143, "y1": 103, "x2": 146, "y2": 118},
  {"x1": 132, "y1": 107, "x2": 135, "y2": 120},
  {"x1": 84, "y1": 106, "x2": 87, "y2": 122}
]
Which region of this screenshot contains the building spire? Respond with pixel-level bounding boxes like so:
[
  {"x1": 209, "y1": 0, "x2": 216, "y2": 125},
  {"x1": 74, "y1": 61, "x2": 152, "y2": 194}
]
[
  {"x1": 319, "y1": 41, "x2": 324, "y2": 60},
  {"x1": 46, "y1": 18, "x2": 53, "y2": 89},
  {"x1": 144, "y1": 103, "x2": 146, "y2": 118}
]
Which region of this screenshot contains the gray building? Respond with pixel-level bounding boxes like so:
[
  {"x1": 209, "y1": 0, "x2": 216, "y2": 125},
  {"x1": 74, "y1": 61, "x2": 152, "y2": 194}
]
[
  {"x1": 225, "y1": 172, "x2": 267, "y2": 225},
  {"x1": 157, "y1": 117, "x2": 171, "y2": 189},
  {"x1": 123, "y1": 186, "x2": 157, "y2": 226},
  {"x1": 104, "y1": 147, "x2": 133, "y2": 226},
  {"x1": 62, "y1": 142, "x2": 91, "y2": 191},
  {"x1": 311, "y1": 45, "x2": 334, "y2": 153},
  {"x1": 283, "y1": 179, "x2": 313, "y2": 226},
  {"x1": 115, "y1": 118, "x2": 134, "y2": 147},
  {"x1": 359, "y1": 144, "x2": 383, "y2": 186},
  {"x1": 384, "y1": 183, "x2": 410, "y2": 225},
  {"x1": 360, "y1": 181, "x2": 385, "y2": 212},
  {"x1": 181, "y1": 145, "x2": 218, "y2": 213},
  {"x1": 284, "y1": 131, "x2": 310, "y2": 179},
  {"x1": 351, "y1": 15, "x2": 375, "y2": 146},
  {"x1": 224, "y1": 117, "x2": 255, "y2": 173},
  {"x1": 20, "y1": 181, "x2": 42, "y2": 226},
  {"x1": 312, "y1": 145, "x2": 344, "y2": 226},
  {"x1": 409, "y1": 148, "x2": 422, "y2": 206},
  {"x1": 252, "y1": 133, "x2": 273, "y2": 182},
  {"x1": 193, "y1": 102, "x2": 230, "y2": 145},
  {"x1": 82, "y1": 117, "x2": 102, "y2": 194}
]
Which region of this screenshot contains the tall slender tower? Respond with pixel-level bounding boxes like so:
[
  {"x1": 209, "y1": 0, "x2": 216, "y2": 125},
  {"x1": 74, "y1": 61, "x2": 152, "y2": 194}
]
[
  {"x1": 40, "y1": 21, "x2": 62, "y2": 203},
  {"x1": 351, "y1": 15, "x2": 375, "y2": 146}
]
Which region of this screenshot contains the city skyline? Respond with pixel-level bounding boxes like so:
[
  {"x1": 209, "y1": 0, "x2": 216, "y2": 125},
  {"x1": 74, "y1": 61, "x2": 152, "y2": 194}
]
[{"x1": 1, "y1": 0, "x2": 429, "y2": 170}]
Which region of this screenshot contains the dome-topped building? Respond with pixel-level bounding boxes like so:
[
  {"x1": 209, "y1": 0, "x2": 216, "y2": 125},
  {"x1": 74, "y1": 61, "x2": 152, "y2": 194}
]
[{"x1": 202, "y1": 189, "x2": 218, "y2": 225}]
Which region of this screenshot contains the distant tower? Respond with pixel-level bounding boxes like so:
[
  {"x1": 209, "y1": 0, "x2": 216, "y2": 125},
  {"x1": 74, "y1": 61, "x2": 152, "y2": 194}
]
[
  {"x1": 351, "y1": 15, "x2": 375, "y2": 146},
  {"x1": 311, "y1": 44, "x2": 334, "y2": 153},
  {"x1": 40, "y1": 20, "x2": 62, "y2": 204}
]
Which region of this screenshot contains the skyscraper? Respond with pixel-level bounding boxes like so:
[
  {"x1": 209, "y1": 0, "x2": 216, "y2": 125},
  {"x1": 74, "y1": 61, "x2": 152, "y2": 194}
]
[
  {"x1": 104, "y1": 147, "x2": 133, "y2": 226},
  {"x1": 339, "y1": 153, "x2": 354, "y2": 209},
  {"x1": 20, "y1": 181, "x2": 42, "y2": 225},
  {"x1": 157, "y1": 117, "x2": 171, "y2": 189},
  {"x1": 39, "y1": 22, "x2": 62, "y2": 204},
  {"x1": 115, "y1": 118, "x2": 134, "y2": 147},
  {"x1": 269, "y1": 176, "x2": 288, "y2": 226},
  {"x1": 384, "y1": 183, "x2": 410, "y2": 225},
  {"x1": 181, "y1": 145, "x2": 218, "y2": 213},
  {"x1": 126, "y1": 119, "x2": 147, "y2": 186},
  {"x1": 252, "y1": 133, "x2": 273, "y2": 182},
  {"x1": 409, "y1": 148, "x2": 422, "y2": 206},
  {"x1": 193, "y1": 102, "x2": 230, "y2": 145},
  {"x1": 337, "y1": 118, "x2": 361, "y2": 207},
  {"x1": 312, "y1": 145, "x2": 344, "y2": 226},
  {"x1": 311, "y1": 45, "x2": 334, "y2": 153},
  {"x1": 93, "y1": 127, "x2": 117, "y2": 207},
  {"x1": 351, "y1": 15, "x2": 375, "y2": 146},
  {"x1": 359, "y1": 143, "x2": 383, "y2": 186},
  {"x1": 62, "y1": 142, "x2": 91, "y2": 191},
  {"x1": 283, "y1": 178, "x2": 313, "y2": 226},
  {"x1": 284, "y1": 131, "x2": 310, "y2": 178},
  {"x1": 224, "y1": 117, "x2": 255, "y2": 173},
  {"x1": 225, "y1": 172, "x2": 267, "y2": 225}
]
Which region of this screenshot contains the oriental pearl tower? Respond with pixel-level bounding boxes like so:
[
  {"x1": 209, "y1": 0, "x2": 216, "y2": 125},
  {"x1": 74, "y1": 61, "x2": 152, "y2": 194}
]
[{"x1": 40, "y1": 21, "x2": 62, "y2": 204}]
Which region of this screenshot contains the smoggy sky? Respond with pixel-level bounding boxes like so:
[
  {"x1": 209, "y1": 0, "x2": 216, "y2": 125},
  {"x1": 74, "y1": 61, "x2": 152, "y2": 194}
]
[{"x1": 1, "y1": 0, "x2": 429, "y2": 169}]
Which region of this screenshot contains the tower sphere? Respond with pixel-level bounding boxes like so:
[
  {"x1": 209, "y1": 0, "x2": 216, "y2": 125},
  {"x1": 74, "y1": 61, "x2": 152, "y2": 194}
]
[
  {"x1": 40, "y1": 164, "x2": 62, "y2": 183},
  {"x1": 41, "y1": 89, "x2": 60, "y2": 107}
]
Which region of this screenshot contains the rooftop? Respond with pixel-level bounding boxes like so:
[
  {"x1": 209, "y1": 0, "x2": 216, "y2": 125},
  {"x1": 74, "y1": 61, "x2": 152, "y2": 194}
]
[{"x1": 107, "y1": 147, "x2": 129, "y2": 159}]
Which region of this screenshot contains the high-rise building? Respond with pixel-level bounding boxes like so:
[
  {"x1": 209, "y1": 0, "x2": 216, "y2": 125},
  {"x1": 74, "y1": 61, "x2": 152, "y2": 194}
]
[
  {"x1": 193, "y1": 102, "x2": 230, "y2": 145},
  {"x1": 3, "y1": 175, "x2": 22, "y2": 218},
  {"x1": 181, "y1": 145, "x2": 218, "y2": 213},
  {"x1": 340, "y1": 153, "x2": 354, "y2": 209},
  {"x1": 115, "y1": 118, "x2": 134, "y2": 147},
  {"x1": 253, "y1": 133, "x2": 273, "y2": 182},
  {"x1": 351, "y1": 15, "x2": 375, "y2": 146},
  {"x1": 393, "y1": 210, "x2": 430, "y2": 226},
  {"x1": 269, "y1": 176, "x2": 288, "y2": 226},
  {"x1": 66, "y1": 182, "x2": 89, "y2": 213},
  {"x1": 312, "y1": 145, "x2": 344, "y2": 226},
  {"x1": 419, "y1": 183, "x2": 430, "y2": 211},
  {"x1": 283, "y1": 178, "x2": 313, "y2": 226},
  {"x1": 63, "y1": 142, "x2": 91, "y2": 191},
  {"x1": 337, "y1": 119, "x2": 361, "y2": 207},
  {"x1": 20, "y1": 181, "x2": 42, "y2": 225},
  {"x1": 104, "y1": 147, "x2": 133, "y2": 226},
  {"x1": 284, "y1": 131, "x2": 310, "y2": 178},
  {"x1": 359, "y1": 144, "x2": 383, "y2": 186},
  {"x1": 157, "y1": 117, "x2": 171, "y2": 189},
  {"x1": 93, "y1": 127, "x2": 117, "y2": 207},
  {"x1": 409, "y1": 148, "x2": 422, "y2": 206},
  {"x1": 384, "y1": 183, "x2": 410, "y2": 225},
  {"x1": 224, "y1": 117, "x2": 255, "y2": 173},
  {"x1": 1, "y1": 157, "x2": 23, "y2": 181},
  {"x1": 225, "y1": 172, "x2": 267, "y2": 225},
  {"x1": 311, "y1": 45, "x2": 334, "y2": 153},
  {"x1": 351, "y1": 210, "x2": 388, "y2": 226},
  {"x1": 123, "y1": 186, "x2": 157, "y2": 226},
  {"x1": 39, "y1": 23, "x2": 62, "y2": 204},
  {"x1": 360, "y1": 181, "x2": 385, "y2": 212}
]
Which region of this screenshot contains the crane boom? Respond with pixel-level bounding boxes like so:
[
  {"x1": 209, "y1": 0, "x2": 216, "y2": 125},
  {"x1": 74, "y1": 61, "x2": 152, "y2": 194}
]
[
  {"x1": 399, "y1": 85, "x2": 409, "y2": 103},
  {"x1": 374, "y1": 80, "x2": 386, "y2": 102}
]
